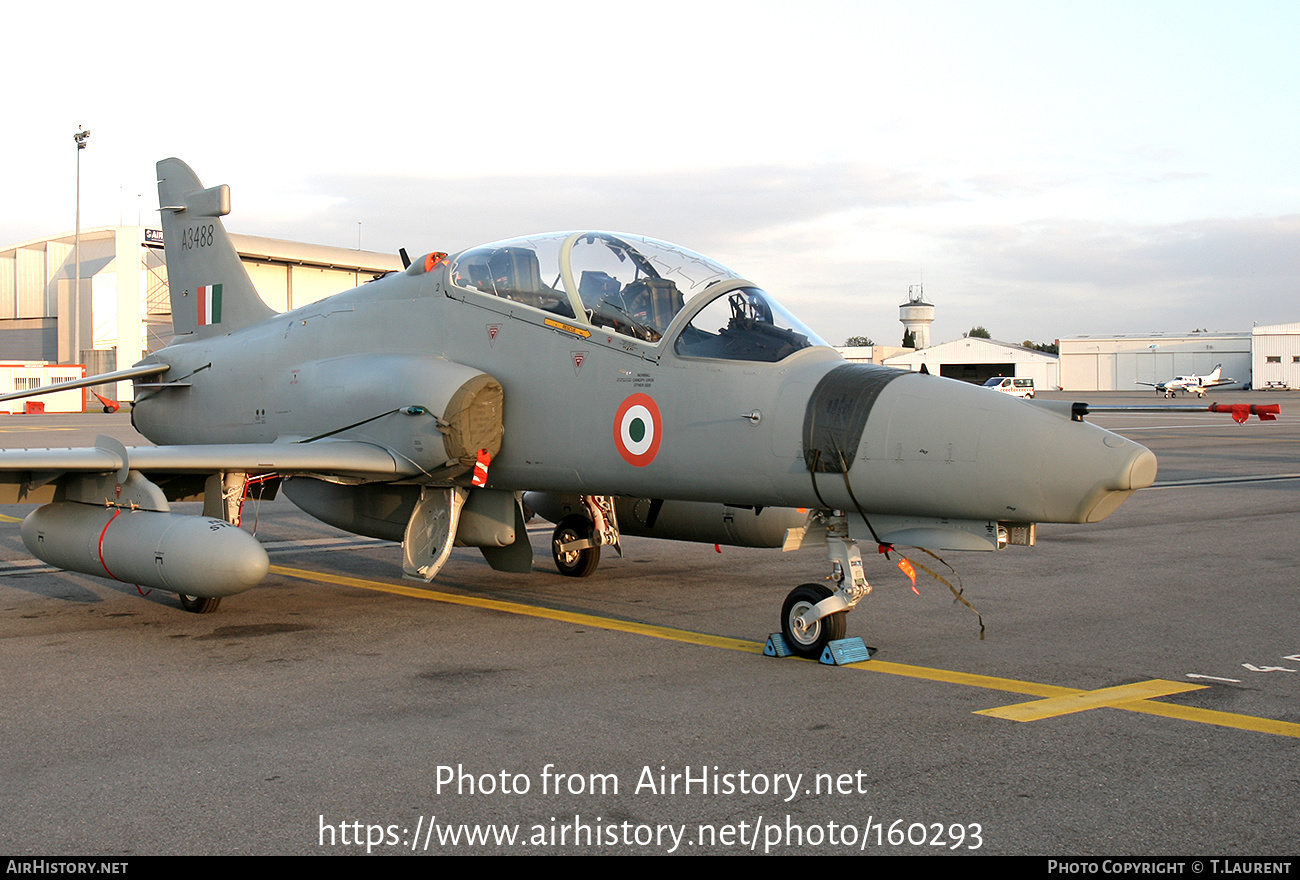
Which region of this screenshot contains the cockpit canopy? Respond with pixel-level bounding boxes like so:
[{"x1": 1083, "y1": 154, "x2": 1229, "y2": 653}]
[{"x1": 449, "y1": 231, "x2": 826, "y2": 362}]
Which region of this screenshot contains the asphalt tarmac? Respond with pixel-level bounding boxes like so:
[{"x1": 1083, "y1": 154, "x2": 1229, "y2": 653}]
[{"x1": 1, "y1": 392, "x2": 1297, "y2": 856}]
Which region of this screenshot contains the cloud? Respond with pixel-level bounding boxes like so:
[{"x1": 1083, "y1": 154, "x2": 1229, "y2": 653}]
[
  {"x1": 271, "y1": 168, "x2": 1298, "y2": 344},
  {"x1": 943, "y1": 215, "x2": 1300, "y2": 289},
  {"x1": 277, "y1": 162, "x2": 952, "y2": 256},
  {"x1": 922, "y1": 215, "x2": 1300, "y2": 338}
]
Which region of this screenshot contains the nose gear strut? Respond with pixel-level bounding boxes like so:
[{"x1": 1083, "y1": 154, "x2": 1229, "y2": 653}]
[{"x1": 779, "y1": 511, "x2": 872, "y2": 659}]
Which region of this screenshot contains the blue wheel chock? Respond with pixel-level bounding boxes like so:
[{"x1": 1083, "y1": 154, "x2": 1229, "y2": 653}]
[
  {"x1": 820, "y1": 638, "x2": 871, "y2": 665},
  {"x1": 764, "y1": 633, "x2": 796, "y2": 657},
  {"x1": 765, "y1": 634, "x2": 872, "y2": 664}
]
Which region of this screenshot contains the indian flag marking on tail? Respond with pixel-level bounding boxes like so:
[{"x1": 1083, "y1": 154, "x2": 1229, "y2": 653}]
[{"x1": 197, "y1": 284, "x2": 223, "y2": 326}]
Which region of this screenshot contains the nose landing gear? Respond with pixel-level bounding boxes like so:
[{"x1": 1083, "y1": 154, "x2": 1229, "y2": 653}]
[{"x1": 776, "y1": 511, "x2": 872, "y2": 660}]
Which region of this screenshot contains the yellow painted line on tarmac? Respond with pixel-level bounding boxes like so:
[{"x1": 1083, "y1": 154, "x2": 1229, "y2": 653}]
[
  {"x1": 851, "y1": 659, "x2": 1077, "y2": 699},
  {"x1": 0, "y1": 426, "x2": 76, "y2": 432},
  {"x1": 269, "y1": 565, "x2": 762, "y2": 654},
  {"x1": 1113, "y1": 700, "x2": 1300, "y2": 739},
  {"x1": 270, "y1": 564, "x2": 1300, "y2": 740},
  {"x1": 0, "y1": 513, "x2": 23, "y2": 523}
]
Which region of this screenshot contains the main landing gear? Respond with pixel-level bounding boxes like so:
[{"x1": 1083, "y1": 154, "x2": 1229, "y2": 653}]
[
  {"x1": 178, "y1": 594, "x2": 222, "y2": 614},
  {"x1": 552, "y1": 515, "x2": 601, "y2": 577},
  {"x1": 550, "y1": 495, "x2": 620, "y2": 577},
  {"x1": 176, "y1": 470, "x2": 248, "y2": 614},
  {"x1": 778, "y1": 512, "x2": 873, "y2": 659}
]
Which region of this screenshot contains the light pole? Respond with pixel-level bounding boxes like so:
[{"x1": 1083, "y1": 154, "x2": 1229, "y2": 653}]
[{"x1": 73, "y1": 126, "x2": 90, "y2": 367}]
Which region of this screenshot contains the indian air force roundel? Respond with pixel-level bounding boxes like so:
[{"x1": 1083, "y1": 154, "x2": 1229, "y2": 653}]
[{"x1": 614, "y1": 393, "x2": 662, "y2": 467}]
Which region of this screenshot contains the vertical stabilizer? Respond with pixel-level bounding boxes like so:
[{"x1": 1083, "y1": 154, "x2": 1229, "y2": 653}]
[{"x1": 157, "y1": 158, "x2": 276, "y2": 337}]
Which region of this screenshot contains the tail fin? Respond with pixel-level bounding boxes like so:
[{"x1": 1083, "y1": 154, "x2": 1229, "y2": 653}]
[{"x1": 157, "y1": 158, "x2": 276, "y2": 338}]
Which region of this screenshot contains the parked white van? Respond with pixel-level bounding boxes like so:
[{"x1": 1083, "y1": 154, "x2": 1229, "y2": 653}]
[{"x1": 982, "y1": 376, "x2": 1035, "y2": 398}]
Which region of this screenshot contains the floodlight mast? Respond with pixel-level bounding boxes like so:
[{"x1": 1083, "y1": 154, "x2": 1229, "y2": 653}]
[{"x1": 72, "y1": 126, "x2": 90, "y2": 373}]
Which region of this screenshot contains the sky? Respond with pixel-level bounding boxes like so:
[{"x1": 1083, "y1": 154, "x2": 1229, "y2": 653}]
[{"x1": 3, "y1": 0, "x2": 1298, "y2": 348}]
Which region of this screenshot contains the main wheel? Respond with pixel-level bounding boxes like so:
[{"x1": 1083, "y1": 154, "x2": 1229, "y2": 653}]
[
  {"x1": 552, "y1": 515, "x2": 600, "y2": 577},
  {"x1": 178, "y1": 594, "x2": 222, "y2": 614},
  {"x1": 781, "y1": 583, "x2": 846, "y2": 659}
]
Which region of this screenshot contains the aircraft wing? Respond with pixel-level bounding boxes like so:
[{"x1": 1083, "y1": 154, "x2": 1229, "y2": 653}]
[{"x1": 0, "y1": 438, "x2": 417, "y2": 504}]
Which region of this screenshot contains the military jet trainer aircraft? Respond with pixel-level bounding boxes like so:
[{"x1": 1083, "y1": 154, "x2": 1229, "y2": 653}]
[
  {"x1": 0, "y1": 159, "x2": 1169, "y2": 658},
  {"x1": 1138, "y1": 364, "x2": 1236, "y2": 398}
]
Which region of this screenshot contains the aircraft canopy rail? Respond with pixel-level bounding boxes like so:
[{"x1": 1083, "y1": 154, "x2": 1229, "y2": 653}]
[{"x1": 447, "y1": 230, "x2": 825, "y2": 361}]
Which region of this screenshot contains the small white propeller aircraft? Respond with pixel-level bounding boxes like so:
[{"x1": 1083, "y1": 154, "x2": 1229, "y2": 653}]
[{"x1": 1138, "y1": 364, "x2": 1236, "y2": 397}]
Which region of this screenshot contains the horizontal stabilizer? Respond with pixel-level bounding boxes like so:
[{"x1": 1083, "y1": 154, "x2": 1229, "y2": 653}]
[
  {"x1": 160, "y1": 183, "x2": 230, "y2": 218},
  {"x1": 0, "y1": 364, "x2": 169, "y2": 403}
]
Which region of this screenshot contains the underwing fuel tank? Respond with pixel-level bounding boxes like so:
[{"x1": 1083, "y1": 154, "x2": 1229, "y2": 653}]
[
  {"x1": 802, "y1": 365, "x2": 1158, "y2": 524},
  {"x1": 22, "y1": 503, "x2": 269, "y2": 598}
]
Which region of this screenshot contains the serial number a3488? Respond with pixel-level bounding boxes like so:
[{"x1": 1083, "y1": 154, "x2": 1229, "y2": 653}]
[{"x1": 181, "y1": 224, "x2": 214, "y2": 250}]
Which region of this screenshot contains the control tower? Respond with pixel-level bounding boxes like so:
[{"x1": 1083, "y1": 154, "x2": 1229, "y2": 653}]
[{"x1": 899, "y1": 284, "x2": 935, "y2": 349}]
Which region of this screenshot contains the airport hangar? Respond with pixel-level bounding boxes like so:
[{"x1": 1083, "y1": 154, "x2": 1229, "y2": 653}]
[
  {"x1": 1057, "y1": 331, "x2": 1252, "y2": 392},
  {"x1": 880, "y1": 337, "x2": 1060, "y2": 388},
  {"x1": 844, "y1": 329, "x2": 1300, "y2": 392},
  {"x1": 1055, "y1": 327, "x2": 1299, "y2": 391},
  {"x1": 831, "y1": 280, "x2": 1295, "y2": 391},
  {"x1": 0, "y1": 226, "x2": 402, "y2": 408}
]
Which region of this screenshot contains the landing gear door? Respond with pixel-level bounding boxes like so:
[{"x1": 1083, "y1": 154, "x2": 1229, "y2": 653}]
[
  {"x1": 402, "y1": 487, "x2": 467, "y2": 581},
  {"x1": 478, "y1": 495, "x2": 534, "y2": 573}
]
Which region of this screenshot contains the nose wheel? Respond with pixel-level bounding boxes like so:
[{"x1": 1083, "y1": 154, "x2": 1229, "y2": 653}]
[{"x1": 781, "y1": 583, "x2": 847, "y2": 659}]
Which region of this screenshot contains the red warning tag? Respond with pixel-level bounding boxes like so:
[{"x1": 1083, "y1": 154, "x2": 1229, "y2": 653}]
[
  {"x1": 898, "y1": 557, "x2": 919, "y2": 594},
  {"x1": 472, "y1": 449, "x2": 491, "y2": 487}
]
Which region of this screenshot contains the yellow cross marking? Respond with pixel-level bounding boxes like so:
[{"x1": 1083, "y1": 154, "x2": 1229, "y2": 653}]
[{"x1": 976, "y1": 680, "x2": 1207, "y2": 722}]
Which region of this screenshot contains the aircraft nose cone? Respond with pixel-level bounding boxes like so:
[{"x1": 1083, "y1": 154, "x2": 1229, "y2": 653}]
[
  {"x1": 1059, "y1": 426, "x2": 1158, "y2": 522},
  {"x1": 805, "y1": 367, "x2": 1156, "y2": 525},
  {"x1": 1109, "y1": 435, "x2": 1158, "y2": 491},
  {"x1": 1130, "y1": 446, "x2": 1159, "y2": 489}
]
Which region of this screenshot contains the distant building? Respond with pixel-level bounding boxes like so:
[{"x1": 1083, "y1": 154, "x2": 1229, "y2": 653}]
[
  {"x1": 1058, "y1": 331, "x2": 1251, "y2": 392},
  {"x1": 1251, "y1": 323, "x2": 1300, "y2": 389},
  {"x1": 0, "y1": 363, "x2": 86, "y2": 413},
  {"x1": 898, "y1": 284, "x2": 934, "y2": 349},
  {"x1": 885, "y1": 337, "x2": 1059, "y2": 388},
  {"x1": 0, "y1": 226, "x2": 402, "y2": 404}
]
